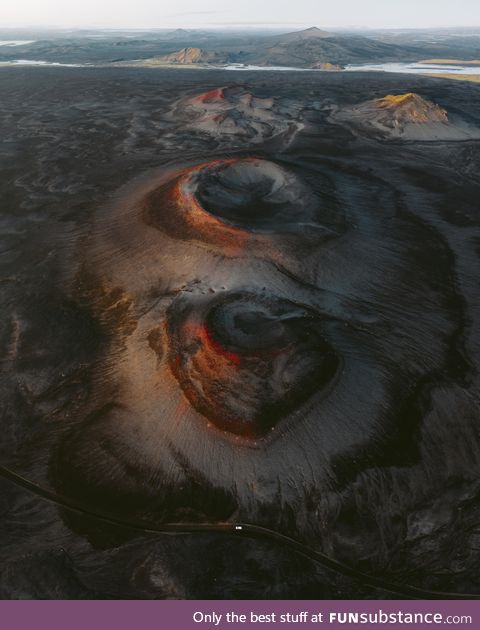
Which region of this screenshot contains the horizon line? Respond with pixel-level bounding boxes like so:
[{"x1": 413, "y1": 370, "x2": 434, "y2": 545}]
[{"x1": 2, "y1": 23, "x2": 480, "y2": 31}]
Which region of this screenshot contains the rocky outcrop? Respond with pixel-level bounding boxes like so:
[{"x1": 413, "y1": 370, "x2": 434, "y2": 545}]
[
  {"x1": 371, "y1": 93, "x2": 449, "y2": 126},
  {"x1": 160, "y1": 47, "x2": 219, "y2": 64},
  {"x1": 171, "y1": 85, "x2": 303, "y2": 143},
  {"x1": 310, "y1": 61, "x2": 343, "y2": 70},
  {"x1": 330, "y1": 92, "x2": 479, "y2": 140}
]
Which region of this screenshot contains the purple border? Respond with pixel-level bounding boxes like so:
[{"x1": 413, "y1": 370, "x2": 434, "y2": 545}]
[{"x1": 0, "y1": 600, "x2": 478, "y2": 630}]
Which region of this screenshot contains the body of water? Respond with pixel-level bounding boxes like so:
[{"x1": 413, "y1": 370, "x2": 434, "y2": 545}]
[
  {"x1": 1, "y1": 60, "x2": 480, "y2": 74},
  {"x1": 223, "y1": 63, "x2": 315, "y2": 71},
  {"x1": 345, "y1": 62, "x2": 480, "y2": 75},
  {"x1": 217, "y1": 62, "x2": 480, "y2": 74},
  {"x1": 0, "y1": 40, "x2": 36, "y2": 46},
  {"x1": 0, "y1": 59, "x2": 87, "y2": 67}
]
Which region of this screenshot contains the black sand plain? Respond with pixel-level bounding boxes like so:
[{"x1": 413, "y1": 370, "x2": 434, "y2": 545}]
[{"x1": 0, "y1": 67, "x2": 480, "y2": 598}]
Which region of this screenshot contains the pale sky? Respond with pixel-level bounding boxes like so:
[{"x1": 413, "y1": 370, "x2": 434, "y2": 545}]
[{"x1": 1, "y1": 0, "x2": 479, "y2": 29}]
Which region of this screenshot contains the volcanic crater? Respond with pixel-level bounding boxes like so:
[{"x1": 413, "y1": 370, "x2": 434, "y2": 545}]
[{"x1": 167, "y1": 290, "x2": 339, "y2": 439}]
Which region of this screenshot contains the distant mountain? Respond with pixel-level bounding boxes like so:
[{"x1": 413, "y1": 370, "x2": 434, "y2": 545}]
[
  {"x1": 161, "y1": 29, "x2": 212, "y2": 41},
  {"x1": 168, "y1": 28, "x2": 190, "y2": 37},
  {"x1": 244, "y1": 27, "x2": 420, "y2": 68},
  {"x1": 269, "y1": 26, "x2": 335, "y2": 42}
]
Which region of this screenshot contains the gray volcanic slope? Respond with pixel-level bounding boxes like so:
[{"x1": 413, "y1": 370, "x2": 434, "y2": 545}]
[
  {"x1": 0, "y1": 67, "x2": 480, "y2": 599},
  {"x1": 244, "y1": 27, "x2": 419, "y2": 66}
]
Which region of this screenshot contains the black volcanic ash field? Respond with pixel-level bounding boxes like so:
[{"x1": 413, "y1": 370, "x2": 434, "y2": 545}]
[{"x1": 0, "y1": 67, "x2": 480, "y2": 598}]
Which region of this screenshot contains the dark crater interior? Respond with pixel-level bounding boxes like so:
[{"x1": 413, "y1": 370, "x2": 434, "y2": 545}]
[
  {"x1": 168, "y1": 291, "x2": 339, "y2": 438},
  {"x1": 193, "y1": 158, "x2": 319, "y2": 232}
]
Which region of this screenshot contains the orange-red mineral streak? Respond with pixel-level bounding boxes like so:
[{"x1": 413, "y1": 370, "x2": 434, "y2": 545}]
[
  {"x1": 190, "y1": 87, "x2": 227, "y2": 105},
  {"x1": 167, "y1": 158, "x2": 260, "y2": 255}
]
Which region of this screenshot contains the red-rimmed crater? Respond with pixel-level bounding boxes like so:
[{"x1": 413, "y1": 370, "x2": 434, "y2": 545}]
[
  {"x1": 167, "y1": 291, "x2": 338, "y2": 439},
  {"x1": 194, "y1": 158, "x2": 318, "y2": 231},
  {"x1": 143, "y1": 157, "x2": 322, "y2": 250}
]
